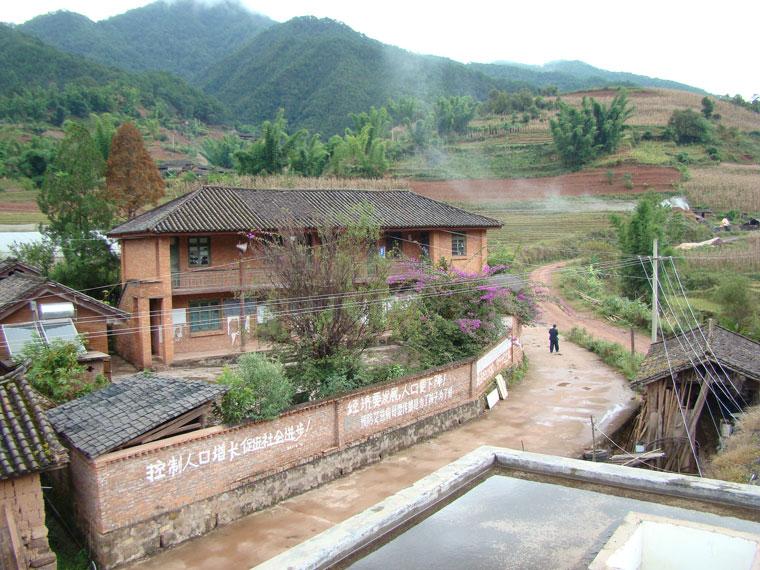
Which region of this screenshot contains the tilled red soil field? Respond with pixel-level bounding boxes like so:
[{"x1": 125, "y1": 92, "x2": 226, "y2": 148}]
[{"x1": 408, "y1": 165, "x2": 681, "y2": 203}]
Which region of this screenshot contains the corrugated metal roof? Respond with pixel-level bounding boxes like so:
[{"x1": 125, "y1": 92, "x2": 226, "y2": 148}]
[{"x1": 109, "y1": 187, "x2": 502, "y2": 236}]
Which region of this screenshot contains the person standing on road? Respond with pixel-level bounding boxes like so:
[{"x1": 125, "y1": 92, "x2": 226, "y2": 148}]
[{"x1": 549, "y1": 324, "x2": 559, "y2": 353}]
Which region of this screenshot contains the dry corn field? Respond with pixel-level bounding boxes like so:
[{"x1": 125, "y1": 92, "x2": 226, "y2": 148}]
[
  {"x1": 562, "y1": 89, "x2": 760, "y2": 131},
  {"x1": 683, "y1": 165, "x2": 760, "y2": 212}
]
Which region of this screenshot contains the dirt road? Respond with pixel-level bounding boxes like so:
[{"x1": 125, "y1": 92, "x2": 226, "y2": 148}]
[
  {"x1": 532, "y1": 261, "x2": 651, "y2": 355},
  {"x1": 128, "y1": 306, "x2": 638, "y2": 569}
]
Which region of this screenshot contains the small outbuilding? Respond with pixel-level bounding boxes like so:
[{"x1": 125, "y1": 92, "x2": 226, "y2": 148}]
[
  {"x1": 47, "y1": 373, "x2": 228, "y2": 458},
  {"x1": 0, "y1": 365, "x2": 68, "y2": 569},
  {"x1": 630, "y1": 322, "x2": 760, "y2": 473},
  {"x1": 0, "y1": 260, "x2": 128, "y2": 377}
]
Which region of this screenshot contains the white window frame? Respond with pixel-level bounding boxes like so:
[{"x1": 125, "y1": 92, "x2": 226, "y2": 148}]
[{"x1": 2, "y1": 318, "x2": 84, "y2": 357}]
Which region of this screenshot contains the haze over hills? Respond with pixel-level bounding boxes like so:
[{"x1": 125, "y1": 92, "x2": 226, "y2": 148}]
[
  {"x1": 11, "y1": 0, "x2": 709, "y2": 133},
  {"x1": 18, "y1": 0, "x2": 275, "y2": 82},
  {"x1": 483, "y1": 60, "x2": 705, "y2": 94},
  {"x1": 204, "y1": 16, "x2": 509, "y2": 134}
]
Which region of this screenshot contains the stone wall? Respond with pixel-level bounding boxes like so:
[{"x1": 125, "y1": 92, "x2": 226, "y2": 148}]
[
  {"x1": 0, "y1": 474, "x2": 57, "y2": 570},
  {"x1": 70, "y1": 328, "x2": 521, "y2": 568}
]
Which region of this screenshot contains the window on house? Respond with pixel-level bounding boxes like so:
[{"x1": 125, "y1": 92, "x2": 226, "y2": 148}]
[
  {"x1": 417, "y1": 232, "x2": 430, "y2": 259},
  {"x1": 189, "y1": 300, "x2": 221, "y2": 332},
  {"x1": 385, "y1": 232, "x2": 403, "y2": 257},
  {"x1": 188, "y1": 236, "x2": 210, "y2": 266},
  {"x1": 451, "y1": 233, "x2": 467, "y2": 257},
  {"x1": 2, "y1": 318, "x2": 84, "y2": 356}
]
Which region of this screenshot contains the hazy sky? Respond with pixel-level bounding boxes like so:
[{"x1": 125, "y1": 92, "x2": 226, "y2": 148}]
[{"x1": 5, "y1": 0, "x2": 758, "y2": 99}]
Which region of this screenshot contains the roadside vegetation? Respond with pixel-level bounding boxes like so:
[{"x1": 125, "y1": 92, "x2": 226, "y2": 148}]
[{"x1": 567, "y1": 327, "x2": 644, "y2": 380}]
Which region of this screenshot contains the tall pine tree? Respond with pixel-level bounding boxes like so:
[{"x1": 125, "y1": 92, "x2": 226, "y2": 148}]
[
  {"x1": 37, "y1": 121, "x2": 119, "y2": 295},
  {"x1": 106, "y1": 122, "x2": 164, "y2": 219}
]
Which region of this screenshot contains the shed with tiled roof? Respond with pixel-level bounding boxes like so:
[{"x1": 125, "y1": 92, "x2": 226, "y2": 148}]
[
  {"x1": 47, "y1": 372, "x2": 228, "y2": 458},
  {"x1": 629, "y1": 322, "x2": 760, "y2": 474}
]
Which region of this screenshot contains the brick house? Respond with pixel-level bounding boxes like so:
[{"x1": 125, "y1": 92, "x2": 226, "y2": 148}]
[
  {"x1": 0, "y1": 365, "x2": 68, "y2": 570},
  {"x1": 0, "y1": 260, "x2": 128, "y2": 378},
  {"x1": 108, "y1": 187, "x2": 501, "y2": 369}
]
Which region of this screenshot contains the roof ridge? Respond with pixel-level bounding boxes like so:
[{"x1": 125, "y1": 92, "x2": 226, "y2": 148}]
[
  {"x1": 201, "y1": 186, "x2": 410, "y2": 193},
  {"x1": 148, "y1": 186, "x2": 208, "y2": 231}
]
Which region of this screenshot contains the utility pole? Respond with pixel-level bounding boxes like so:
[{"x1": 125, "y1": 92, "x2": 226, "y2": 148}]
[{"x1": 651, "y1": 238, "x2": 659, "y2": 343}]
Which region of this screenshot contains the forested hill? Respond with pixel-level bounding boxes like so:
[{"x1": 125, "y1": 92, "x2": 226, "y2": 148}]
[
  {"x1": 18, "y1": 0, "x2": 274, "y2": 82},
  {"x1": 204, "y1": 16, "x2": 508, "y2": 134},
  {"x1": 476, "y1": 60, "x2": 705, "y2": 95},
  {"x1": 12, "y1": 1, "x2": 708, "y2": 133},
  {"x1": 0, "y1": 24, "x2": 227, "y2": 123}
]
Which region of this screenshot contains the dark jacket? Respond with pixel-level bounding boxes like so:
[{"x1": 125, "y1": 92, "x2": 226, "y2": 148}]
[{"x1": 549, "y1": 327, "x2": 559, "y2": 340}]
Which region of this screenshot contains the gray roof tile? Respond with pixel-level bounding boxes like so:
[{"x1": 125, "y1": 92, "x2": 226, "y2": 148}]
[
  {"x1": 635, "y1": 325, "x2": 760, "y2": 386},
  {"x1": 47, "y1": 372, "x2": 228, "y2": 458},
  {"x1": 0, "y1": 366, "x2": 68, "y2": 480},
  {"x1": 109, "y1": 187, "x2": 502, "y2": 236}
]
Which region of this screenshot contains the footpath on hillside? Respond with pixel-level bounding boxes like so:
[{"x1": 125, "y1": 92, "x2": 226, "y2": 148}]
[
  {"x1": 128, "y1": 272, "x2": 639, "y2": 569},
  {"x1": 532, "y1": 261, "x2": 651, "y2": 355}
]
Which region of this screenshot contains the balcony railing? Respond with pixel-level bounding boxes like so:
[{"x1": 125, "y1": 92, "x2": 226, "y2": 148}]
[
  {"x1": 171, "y1": 259, "x2": 421, "y2": 292},
  {"x1": 172, "y1": 265, "x2": 271, "y2": 292}
]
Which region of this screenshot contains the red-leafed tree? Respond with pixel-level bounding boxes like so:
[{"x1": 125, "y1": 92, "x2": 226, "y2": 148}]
[{"x1": 106, "y1": 122, "x2": 164, "y2": 219}]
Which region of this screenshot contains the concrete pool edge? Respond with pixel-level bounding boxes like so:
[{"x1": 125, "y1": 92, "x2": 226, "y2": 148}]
[{"x1": 253, "y1": 447, "x2": 760, "y2": 570}]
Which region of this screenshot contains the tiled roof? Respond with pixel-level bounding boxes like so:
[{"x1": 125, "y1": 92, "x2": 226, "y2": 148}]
[
  {"x1": 0, "y1": 366, "x2": 68, "y2": 480},
  {"x1": 635, "y1": 325, "x2": 760, "y2": 386},
  {"x1": 0, "y1": 261, "x2": 127, "y2": 320},
  {"x1": 108, "y1": 187, "x2": 502, "y2": 236},
  {"x1": 0, "y1": 272, "x2": 44, "y2": 313},
  {"x1": 47, "y1": 372, "x2": 228, "y2": 458}
]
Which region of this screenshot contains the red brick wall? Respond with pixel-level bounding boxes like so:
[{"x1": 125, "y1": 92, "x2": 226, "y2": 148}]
[
  {"x1": 72, "y1": 331, "x2": 521, "y2": 534},
  {"x1": 0, "y1": 474, "x2": 56, "y2": 569}
]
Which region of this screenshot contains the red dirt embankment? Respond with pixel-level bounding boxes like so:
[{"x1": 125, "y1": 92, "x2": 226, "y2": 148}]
[{"x1": 409, "y1": 166, "x2": 681, "y2": 203}]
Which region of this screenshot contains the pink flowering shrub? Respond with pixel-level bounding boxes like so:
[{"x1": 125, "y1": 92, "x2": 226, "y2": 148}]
[{"x1": 388, "y1": 261, "x2": 536, "y2": 367}]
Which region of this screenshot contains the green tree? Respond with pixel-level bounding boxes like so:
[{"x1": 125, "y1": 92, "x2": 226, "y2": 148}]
[
  {"x1": 701, "y1": 96, "x2": 715, "y2": 119},
  {"x1": 106, "y1": 122, "x2": 165, "y2": 219},
  {"x1": 9, "y1": 237, "x2": 57, "y2": 276},
  {"x1": 258, "y1": 214, "x2": 389, "y2": 396},
  {"x1": 18, "y1": 338, "x2": 107, "y2": 403},
  {"x1": 38, "y1": 122, "x2": 113, "y2": 238},
  {"x1": 328, "y1": 124, "x2": 388, "y2": 178},
  {"x1": 217, "y1": 353, "x2": 294, "y2": 423},
  {"x1": 714, "y1": 275, "x2": 754, "y2": 332},
  {"x1": 591, "y1": 91, "x2": 634, "y2": 153},
  {"x1": 235, "y1": 109, "x2": 305, "y2": 175},
  {"x1": 200, "y1": 134, "x2": 245, "y2": 169},
  {"x1": 550, "y1": 97, "x2": 598, "y2": 169},
  {"x1": 289, "y1": 133, "x2": 328, "y2": 176},
  {"x1": 90, "y1": 113, "x2": 117, "y2": 161},
  {"x1": 434, "y1": 95, "x2": 477, "y2": 137},
  {"x1": 550, "y1": 93, "x2": 633, "y2": 169},
  {"x1": 611, "y1": 194, "x2": 669, "y2": 300},
  {"x1": 36, "y1": 121, "x2": 119, "y2": 294},
  {"x1": 667, "y1": 109, "x2": 712, "y2": 144}
]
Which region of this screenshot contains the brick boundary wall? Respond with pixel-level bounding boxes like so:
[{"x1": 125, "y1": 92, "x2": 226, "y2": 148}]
[{"x1": 70, "y1": 324, "x2": 522, "y2": 568}]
